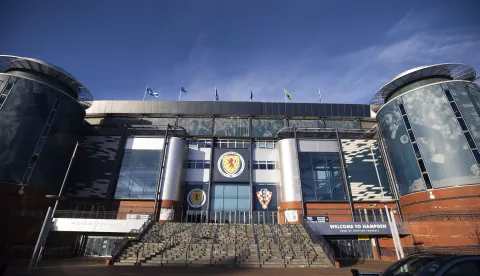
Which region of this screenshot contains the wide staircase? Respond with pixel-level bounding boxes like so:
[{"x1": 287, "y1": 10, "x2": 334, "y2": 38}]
[{"x1": 114, "y1": 222, "x2": 332, "y2": 268}]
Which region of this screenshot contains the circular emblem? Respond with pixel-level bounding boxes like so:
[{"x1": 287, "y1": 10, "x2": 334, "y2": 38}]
[
  {"x1": 400, "y1": 135, "x2": 409, "y2": 144},
  {"x1": 187, "y1": 188, "x2": 206, "y2": 208},
  {"x1": 217, "y1": 151, "x2": 245, "y2": 178}
]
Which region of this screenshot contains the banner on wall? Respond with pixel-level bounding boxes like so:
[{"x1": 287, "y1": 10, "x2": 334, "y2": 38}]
[
  {"x1": 213, "y1": 149, "x2": 250, "y2": 182},
  {"x1": 159, "y1": 208, "x2": 174, "y2": 221},
  {"x1": 284, "y1": 210, "x2": 298, "y2": 223},
  {"x1": 254, "y1": 185, "x2": 277, "y2": 211}
]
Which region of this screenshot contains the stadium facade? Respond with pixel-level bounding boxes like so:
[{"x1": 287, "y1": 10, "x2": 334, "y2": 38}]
[{"x1": 1, "y1": 55, "x2": 479, "y2": 264}]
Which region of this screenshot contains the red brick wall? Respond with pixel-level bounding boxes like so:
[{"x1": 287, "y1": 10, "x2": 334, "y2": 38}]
[
  {"x1": 399, "y1": 185, "x2": 480, "y2": 248},
  {"x1": 305, "y1": 202, "x2": 352, "y2": 222}
]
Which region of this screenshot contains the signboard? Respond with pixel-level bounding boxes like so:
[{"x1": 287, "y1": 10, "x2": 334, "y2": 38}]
[
  {"x1": 213, "y1": 149, "x2": 250, "y2": 182},
  {"x1": 284, "y1": 210, "x2": 298, "y2": 223},
  {"x1": 160, "y1": 208, "x2": 174, "y2": 221},
  {"x1": 126, "y1": 214, "x2": 150, "y2": 220},
  {"x1": 254, "y1": 185, "x2": 277, "y2": 211},
  {"x1": 306, "y1": 222, "x2": 411, "y2": 235},
  {"x1": 52, "y1": 218, "x2": 148, "y2": 233},
  {"x1": 358, "y1": 235, "x2": 369, "y2": 240},
  {"x1": 304, "y1": 216, "x2": 329, "y2": 223}
]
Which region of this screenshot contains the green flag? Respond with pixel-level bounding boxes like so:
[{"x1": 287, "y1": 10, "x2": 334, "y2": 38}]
[{"x1": 284, "y1": 88, "x2": 292, "y2": 100}]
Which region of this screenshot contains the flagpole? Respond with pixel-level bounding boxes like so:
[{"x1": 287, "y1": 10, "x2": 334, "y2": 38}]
[
  {"x1": 318, "y1": 88, "x2": 322, "y2": 103},
  {"x1": 178, "y1": 89, "x2": 182, "y2": 101},
  {"x1": 143, "y1": 86, "x2": 148, "y2": 101},
  {"x1": 249, "y1": 85, "x2": 252, "y2": 102}
]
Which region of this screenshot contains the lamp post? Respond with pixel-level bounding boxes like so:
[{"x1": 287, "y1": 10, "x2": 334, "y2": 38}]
[{"x1": 28, "y1": 142, "x2": 80, "y2": 273}]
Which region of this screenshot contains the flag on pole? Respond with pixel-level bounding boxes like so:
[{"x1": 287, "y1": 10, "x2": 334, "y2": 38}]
[
  {"x1": 318, "y1": 88, "x2": 322, "y2": 103},
  {"x1": 180, "y1": 86, "x2": 187, "y2": 93},
  {"x1": 249, "y1": 87, "x2": 253, "y2": 101},
  {"x1": 146, "y1": 87, "x2": 158, "y2": 97},
  {"x1": 284, "y1": 88, "x2": 292, "y2": 100},
  {"x1": 214, "y1": 87, "x2": 219, "y2": 101}
]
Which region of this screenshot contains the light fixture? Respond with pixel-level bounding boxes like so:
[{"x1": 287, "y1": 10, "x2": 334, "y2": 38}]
[{"x1": 429, "y1": 191, "x2": 435, "y2": 200}]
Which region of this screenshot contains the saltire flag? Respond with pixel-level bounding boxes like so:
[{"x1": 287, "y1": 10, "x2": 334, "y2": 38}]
[
  {"x1": 214, "y1": 87, "x2": 219, "y2": 101},
  {"x1": 180, "y1": 86, "x2": 187, "y2": 93},
  {"x1": 146, "y1": 87, "x2": 158, "y2": 97},
  {"x1": 284, "y1": 88, "x2": 292, "y2": 100}
]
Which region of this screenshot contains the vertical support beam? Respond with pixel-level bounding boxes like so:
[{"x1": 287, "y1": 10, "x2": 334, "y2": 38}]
[
  {"x1": 335, "y1": 128, "x2": 355, "y2": 222},
  {"x1": 249, "y1": 117, "x2": 254, "y2": 221},
  {"x1": 206, "y1": 134, "x2": 215, "y2": 223},
  {"x1": 153, "y1": 125, "x2": 170, "y2": 220},
  {"x1": 293, "y1": 127, "x2": 306, "y2": 218}
]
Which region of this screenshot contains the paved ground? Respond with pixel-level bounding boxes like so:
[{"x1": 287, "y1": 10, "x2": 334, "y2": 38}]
[{"x1": 3, "y1": 259, "x2": 393, "y2": 276}]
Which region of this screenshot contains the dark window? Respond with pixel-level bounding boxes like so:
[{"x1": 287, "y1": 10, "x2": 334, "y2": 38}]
[
  {"x1": 418, "y1": 159, "x2": 427, "y2": 172},
  {"x1": 472, "y1": 150, "x2": 480, "y2": 164},
  {"x1": 464, "y1": 132, "x2": 477, "y2": 149},
  {"x1": 267, "y1": 161, "x2": 275, "y2": 170},
  {"x1": 398, "y1": 104, "x2": 406, "y2": 115},
  {"x1": 408, "y1": 130, "x2": 416, "y2": 142},
  {"x1": 412, "y1": 143, "x2": 422, "y2": 159},
  {"x1": 29, "y1": 154, "x2": 39, "y2": 166},
  {"x1": 444, "y1": 90, "x2": 455, "y2": 102},
  {"x1": 2, "y1": 83, "x2": 13, "y2": 95},
  {"x1": 443, "y1": 260, "x2": 480, "y2": 276},
  {"x1": 252, "y1": 162, "x2": 259, "y2": 170},
  {"x1": 380, "y1": 255, "x2": 442, "y2": 276},
  {"x1": 0, "y1": 95, "x2": 6, "y2": 105},
  {"x1": 457, "y1": 118, "x2": 468, "y2": 131},
  {"x1": 204, "y1": 162, "x2": 210, "y2": 169},
  {"x1": 422, "y1": 173, "x2": 432, "y2": 188},
  {"x1": 46, "y1": 113, "x2": 56, "y2": 125},
  {"x1": 259, "y1": 161, "x2": 267, "y2": 170},
  {"x1": 53, "y1": 98, "x2": 61, "y2": 110},
  {"x1": 187, "y1": 161, "x2": 195, "y2": 169},
  {"x1": 450, "y1": 102, "x2": 461, "y2": 117},
  {"x1": 403, "y1": 115, "x2": 412, "y2": 130}
]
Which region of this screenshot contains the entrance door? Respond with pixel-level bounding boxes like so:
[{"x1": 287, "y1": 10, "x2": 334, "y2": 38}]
[
  {"x1": 211, "y1": 184, "x2": 250, "y2": 223},
  {"x1": 328, "y1": 237, "x2": 374, "y2": 259}
]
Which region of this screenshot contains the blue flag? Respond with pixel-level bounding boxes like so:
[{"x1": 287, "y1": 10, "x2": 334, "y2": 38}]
[
  {"x1": 250, "y1": 89, "x2": 253, "y2": 101},
  {"x1": 214, "y1": 87, "x2": 219, "y2": 101},
  {"x1": 146, "y1": 87, "x2": 158, "y2": 97},
  {"x1": 180, "y1": 86, "x2": 187, "y2": 93}
]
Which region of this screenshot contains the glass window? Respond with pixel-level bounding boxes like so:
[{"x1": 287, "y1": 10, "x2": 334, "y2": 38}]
[
  {"x1": 412, "y1": 143, "x2": 422, "y2": 159},
  {"x1": 214, "y1": 118, "x2": 249, "y2": 137},
  {"x1": 114, "y1": 138, "x2": 162, "y2": 199},
  {"x1": 267, "y1": 161, "x2": 275, "y2": 170},
  {"x1": 300, "y1": 152, "x2": 346, "y2": 201},
  {"x1": 422, "y1": 173, "x2": 432, "y2": 188},
  {"x1": 380, "y1": 255, "x2": 442, "y2": 276},
  {"x1": 403, "y1": 115, "x2": 412, "y2": 130},
  {"x1": 210, "y1": 184, "x2": 250, "y2": 211},
  {"x1": 398, "y1": 104, "x2": 407, "y2": 115},
  {"x1": 251, "y1": 119, "x2": 284, "y2": 137},
  {"x1": 407, "y1": 129, "x2": 416, "y2": 142},
  {"x1": 177, "y1": 118, "x2": 213, "y2": 136},
  {"x1": 1, "y1": 83, "x2": 13, "y2": 95},
  {"x1": 472, "y1": 150, "x2": 480, "y2": 164},
  {"x1": 457, "y1": 118, "x2": 468, "y2": 131},
  {"x1": 450, "y1": 102, "x2": 461, "y2": 117},
  {"x1": 464, "y1": 132, "x2": 477, "y2": 149},
  {"x1": 259, "y1": 161, "x2": 267, "y2": 170},
  {"x1": 444, "y1": 90, "x2": 454, "y2": 102},
  {"x1": 418, "y1": 159, "x2": 427, "y2": 172},
  {"x1": 443, "y1": 261, "x2": 480, "y2": 276}
]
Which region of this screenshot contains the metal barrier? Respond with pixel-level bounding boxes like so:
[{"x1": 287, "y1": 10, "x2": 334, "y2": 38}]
[
  {"x1": 183, "y1": 210, "x2": 278, "y2": 224},
  {"x1": 299, "y1": 216, "x2": 336, "y2": 266},
  {"x1": 54, "y1": 210, "x2": 151, "y2": 220}
]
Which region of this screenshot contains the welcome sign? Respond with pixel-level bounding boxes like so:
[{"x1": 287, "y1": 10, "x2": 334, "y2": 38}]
[{"x1": 306, "y1": 222, "x2": 411, "y2": 235}]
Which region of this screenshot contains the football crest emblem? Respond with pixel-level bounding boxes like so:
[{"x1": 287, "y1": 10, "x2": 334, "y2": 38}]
[
  {"x1": 217, "y1": 151, "x2": 245, "y2": 178},
  {"x1": 256, "y1": 188, "x2": 272, "y2": 209},
  {"x1": 187, "y1": 188, "x2": 206, "y2": 208}
]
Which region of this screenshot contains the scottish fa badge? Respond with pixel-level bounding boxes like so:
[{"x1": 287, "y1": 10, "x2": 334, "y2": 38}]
[
  {"x1": 187, "y1": 188, "x2": 206, "y2": 208},
  {"x1": 256, "y1": 188, "x2": 272, "y2": 209},
  {"x1": 217, "y1": 151, "x2": 245, "y2": 178}
]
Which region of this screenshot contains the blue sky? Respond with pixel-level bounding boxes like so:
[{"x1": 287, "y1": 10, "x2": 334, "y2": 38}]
[{"x1": 1, "y1": 0, "x2": 479, "y2": 104}]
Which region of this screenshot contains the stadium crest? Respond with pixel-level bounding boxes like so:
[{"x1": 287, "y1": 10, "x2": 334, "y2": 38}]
[{"x1": 217, "y1": 151, "x2": 245, "y2": 178}]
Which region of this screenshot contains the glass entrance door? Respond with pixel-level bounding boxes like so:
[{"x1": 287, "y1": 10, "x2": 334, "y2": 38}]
[{"x1": 210, "y1": 184, "x2": 250, "y2": 223}]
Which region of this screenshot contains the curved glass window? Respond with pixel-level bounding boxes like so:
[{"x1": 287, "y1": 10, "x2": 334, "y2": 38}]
[
  {"x1": 402, "y1": 84, "x2": 480, "y2": 189},
  {"x1": 377, "y1": 102, "x2": 425, "y2": 196}
]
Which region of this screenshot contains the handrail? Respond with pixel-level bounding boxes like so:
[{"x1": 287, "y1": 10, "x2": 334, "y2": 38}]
[
  {"x1": 252, "y1": 224, "x2": 261, "y2": 267},
  {"x1": 269, "y1": 224, "x2": 286, "y2": 267},
  {"x1": 234, "y1": 224, "x2": 237, "y2": 267},
  {"x1": 209, "y1": 224, "x2": 219, "y2": 266},
  {"x1": 161, "y1": 221, "x2": 183, "y2": 265},
  {"x1": 284, "y1": 212, "x2": 311, "y2": 266},
  {"x1": 186, "y1": 223, "x2": 200, "y2": 266},
  {"x1": 112, "y1": 212, "x2": 154, "y2": 263},
  {"x1": 299, "y1": 216, "x2": 335, "y2": 266},
  {"x1": 135, "y1": 210, "x2": 174, "y2": 266}
]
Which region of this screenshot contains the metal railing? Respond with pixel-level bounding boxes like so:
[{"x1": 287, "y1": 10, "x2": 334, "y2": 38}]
[
  {"x1": 183, "y1": 210, "x2": 278, "y2": 224},
  {"x1": 112, "y1": 213, "x2": 154, "y2": 263},
  {"x1": 252, "y1": 224, "x2": 262, "y2": 267},
  {"x1": 135, "y1": 211, "x2": 174, "y2": 266},
  {"x1": 269, "y1": 224, "x2": 286, "y2": 267},
  {"x1": 284, "y1": 213, "x2": 311, "y2": 266},
  {"x1": 54, "y1": 210, "x2": 151, "y2": 219},
  {"x1": 299, "y1": 216, "x2": 335, "y2": 266}
]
